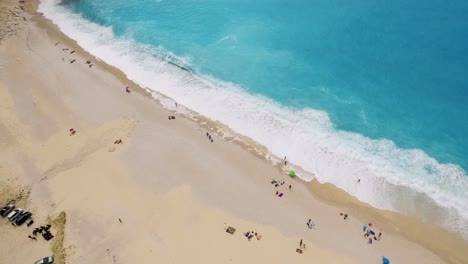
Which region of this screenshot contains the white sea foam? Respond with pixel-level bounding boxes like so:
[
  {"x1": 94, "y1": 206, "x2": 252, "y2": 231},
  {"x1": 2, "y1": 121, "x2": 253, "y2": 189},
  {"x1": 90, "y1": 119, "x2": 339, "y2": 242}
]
[{"x1": 39, "y1": 0, "x2": 468, "y2": 239}]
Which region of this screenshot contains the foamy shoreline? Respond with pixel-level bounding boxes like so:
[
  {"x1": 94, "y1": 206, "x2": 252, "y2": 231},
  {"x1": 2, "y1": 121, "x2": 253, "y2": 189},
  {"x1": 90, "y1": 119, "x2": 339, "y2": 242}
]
[{"x1": 0, "y1": 0, "x2": 466, "y2": 263}]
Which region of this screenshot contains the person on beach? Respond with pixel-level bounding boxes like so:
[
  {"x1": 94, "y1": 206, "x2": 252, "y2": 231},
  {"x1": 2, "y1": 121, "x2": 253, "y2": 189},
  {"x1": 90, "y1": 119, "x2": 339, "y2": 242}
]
[
  {"x1": 69, "y1": 128, "x2": 76, "y2": 136},
  {"x1": 125, "y1": 86, "x2": 131, "y2": 93},
  {"x1": 289, "y1": 184, "x2": 292, "y2": 190},
  {"x1": 276, "y1": 191, "x2": 279, "y2": 196},
  {"x1": 299, "y1": 239, "x2": 303, "y2": 247}
]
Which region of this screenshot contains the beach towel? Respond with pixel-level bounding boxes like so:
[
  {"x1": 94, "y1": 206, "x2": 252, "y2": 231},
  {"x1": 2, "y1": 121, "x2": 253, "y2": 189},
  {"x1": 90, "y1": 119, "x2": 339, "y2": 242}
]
[
  {"x1": 363, "y1": 225, "x2": 367, "y2": 232},
  {"x1": 307, "y1": 222, "x2": 315, "y2": 229},
  {"x1": 296, "y1": 248, "x2": 303, "y2": 254},
  {"x1": 370, "y1": 230, "x2": 375, "y2": 236},
  {"x1": 278, "y1": 193, "x2": 284, "y2": 197},
  {"x1": 271, "y1": 180, "x2": 277, "y2": 184},
  {"x1": 226, "y1": 227, "x2": 236, "y2": 235}
]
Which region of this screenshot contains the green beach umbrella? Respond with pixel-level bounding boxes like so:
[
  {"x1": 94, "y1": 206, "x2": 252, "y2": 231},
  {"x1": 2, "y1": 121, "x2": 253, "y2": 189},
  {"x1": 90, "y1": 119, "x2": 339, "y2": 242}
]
[{"x1": 289, "y1": 170, "x2": 296, "y2": 177}]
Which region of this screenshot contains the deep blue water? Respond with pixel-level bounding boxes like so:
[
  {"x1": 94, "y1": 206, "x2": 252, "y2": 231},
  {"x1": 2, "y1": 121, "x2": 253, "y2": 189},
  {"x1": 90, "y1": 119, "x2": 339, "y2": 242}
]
[{"x1": 64, "y1": 0, "x2": 468, "y2": 171}]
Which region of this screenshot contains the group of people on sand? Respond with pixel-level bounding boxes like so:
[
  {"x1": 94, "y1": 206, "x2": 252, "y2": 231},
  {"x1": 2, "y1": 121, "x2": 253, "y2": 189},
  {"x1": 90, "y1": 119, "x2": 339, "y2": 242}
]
[
  {"x1": 340, "y1": 212, "x2": 349, "y2": 220},
  {"x1": 296, "y1": 239, "x2": 306, "y2": 254},
  {"x1": 225, "y1": 225, "x2": 263, "y2": 242},
  {"x1": 244, "y1": 231, "x2": 262, "y2": 241},
  {"x1": 56, "y1": 42, "x2": 94, "y2": 67},
  {"x1": 205, "y1": 132, "x2": 214, "y2": 143},
  {"x1": 363, "y1": 223, "x2": 382, "y2": 244},
  {"x1": 28, "y1": 224, "x2": 53, "y2": 241},
  {"x1": 271, "y1": 179, "x2": 291, "y2": 198}
]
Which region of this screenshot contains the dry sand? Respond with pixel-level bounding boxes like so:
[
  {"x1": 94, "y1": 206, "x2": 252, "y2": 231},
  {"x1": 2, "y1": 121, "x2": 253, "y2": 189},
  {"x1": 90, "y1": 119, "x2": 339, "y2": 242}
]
[{"x1": 0, "y1": 2, "x2": 467, "y2": 264}]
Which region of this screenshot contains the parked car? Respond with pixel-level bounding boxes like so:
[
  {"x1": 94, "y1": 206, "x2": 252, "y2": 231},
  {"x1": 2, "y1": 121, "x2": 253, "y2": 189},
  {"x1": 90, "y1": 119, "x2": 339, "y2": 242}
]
[
  {"x1": 7, "y1": 208, "x2": 22, "y2": 221},
  {"x1": 0, "y1": 204, "x2": 15, "y2": 217},
  {"x1": 15, "y1": 212, "x2": 32, "y2": 226},
  {"x1": 34, "y1": 256, "x2": 54, "y2": 264},
  {"x1": 10, "y1": 210, "x2": 27, "y2": 222}
]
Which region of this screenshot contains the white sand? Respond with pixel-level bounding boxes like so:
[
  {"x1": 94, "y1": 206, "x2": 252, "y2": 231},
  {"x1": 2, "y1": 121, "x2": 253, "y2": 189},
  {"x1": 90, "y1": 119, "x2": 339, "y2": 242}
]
[{"x1": 0, "y1": 2, "x2": 466, "y2": 264}]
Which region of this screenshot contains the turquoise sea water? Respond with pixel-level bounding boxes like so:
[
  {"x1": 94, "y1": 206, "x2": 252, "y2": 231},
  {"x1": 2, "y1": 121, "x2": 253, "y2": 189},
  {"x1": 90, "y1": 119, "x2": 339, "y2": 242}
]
[{"x1": 39, "y1": 0, "x2": 468, "y2": 238}]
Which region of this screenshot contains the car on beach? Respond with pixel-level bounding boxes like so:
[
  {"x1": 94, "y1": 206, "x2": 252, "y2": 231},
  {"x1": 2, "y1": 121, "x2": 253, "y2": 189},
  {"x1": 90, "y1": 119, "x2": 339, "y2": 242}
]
[
  {"x1": 7, "y1": 208, "x2": 22, "y2": 221},
  {"x1": 0, "y1": 204, "x2": 15, "y2": 217},
  {"x1": 15, "y1": 212, "x2": 32, "y2": 226},
  {"x1": 34, "y1": 256, "x2": 54, "y2": 264}
]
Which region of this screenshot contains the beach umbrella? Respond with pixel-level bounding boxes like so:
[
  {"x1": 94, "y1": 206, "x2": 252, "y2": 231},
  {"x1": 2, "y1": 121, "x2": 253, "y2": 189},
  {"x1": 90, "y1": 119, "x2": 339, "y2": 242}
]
[
  {"x1": 289, "y1": 170, "x2": 296, "y2": 177},
  {"x1": 382, "y1": 257, "x2": 390, "y2": 264}
]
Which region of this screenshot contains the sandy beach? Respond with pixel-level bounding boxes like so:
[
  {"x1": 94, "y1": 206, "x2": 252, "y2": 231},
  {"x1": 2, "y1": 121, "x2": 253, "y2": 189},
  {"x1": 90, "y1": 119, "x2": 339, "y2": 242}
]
[{"x1": 1, "y1": 1, "x2": 467, "y2": 264}]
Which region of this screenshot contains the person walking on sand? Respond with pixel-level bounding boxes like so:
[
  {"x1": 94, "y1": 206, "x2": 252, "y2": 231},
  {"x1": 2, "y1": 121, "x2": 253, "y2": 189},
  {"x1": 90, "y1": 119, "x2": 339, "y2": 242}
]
[
  {"x1": 125, "y1": 86, "x2": 131, "y2": 93},
  {"x1": 299, "y1": 239, "x2": 303, "y2": 247}
]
